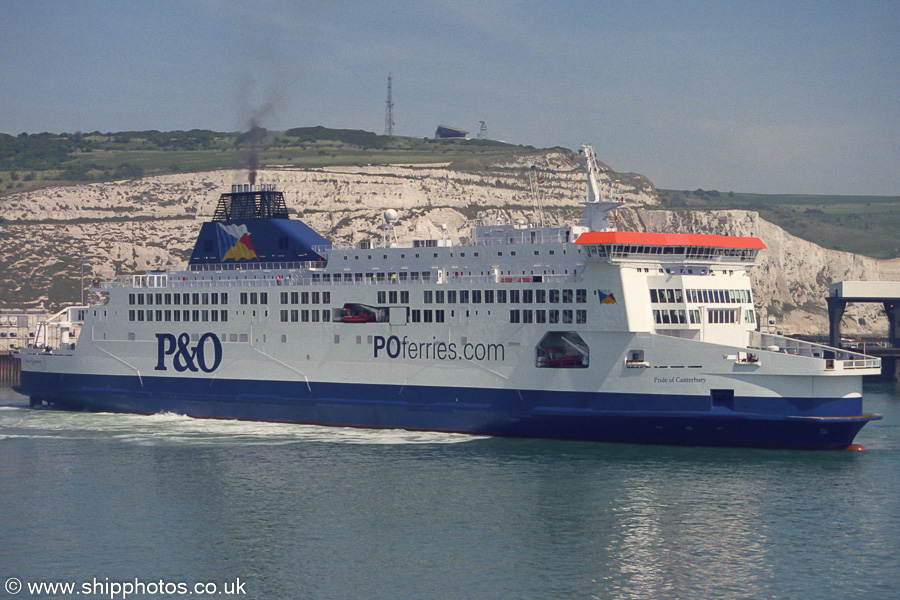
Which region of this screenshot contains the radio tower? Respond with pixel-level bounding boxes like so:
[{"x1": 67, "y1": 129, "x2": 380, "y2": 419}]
[{"x1": 384, "y1": 73, "x2": 395, "y2": 136}]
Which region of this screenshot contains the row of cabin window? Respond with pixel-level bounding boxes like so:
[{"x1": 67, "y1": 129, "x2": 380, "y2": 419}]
[
  {"x1": 238, "y1": 292, "x2": 268, "y2": 305},
  {"x1": 376, "y1": 291, "x2": 411, "y2": 304},
  {"x1": 708, "y1": 308, "x2": 740, "y2": 324},
  {"x1": 280, "y1": 309, "x2": 332, "y2": 323},
  {"x1": 128, "y1": 309, "x2": 229, "y2": 323},
  {"x1": 424, "y1": 288, "x2": 587, "y2": 305},
  {"x1": 129, "y1": 292, "x2": 229, "y2": 306},
  {"x1": 653, "y1": 308, "x2": 748, "y2": 325},
  {"x1": 410, "y1": 309, "x2": 446, "y2": 323},
  {"x1": 650, "y1": 288, "x2": 751, "y2": 304},
  {"x1": 279, "y1": 291, "x2": 332, "y2": 305},
  {"x1": 653, "y1": 309, "x2": 699, "y2": 324},
  {"x1": 510, "y1": 309, "x2": 587, "y2": 324},
  {"x1": 313, "y1": 272, "x2": 432, "y2": 283}
]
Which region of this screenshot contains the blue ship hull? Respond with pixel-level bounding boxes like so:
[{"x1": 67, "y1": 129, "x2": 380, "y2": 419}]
[{"x1": 16, "y1": 371, "x2": 879, "y2": 449}]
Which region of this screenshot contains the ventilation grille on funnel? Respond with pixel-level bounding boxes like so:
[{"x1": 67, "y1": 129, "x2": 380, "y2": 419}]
[{"x1": 212, "y1": 184, "x2": 289, "y2": 221}]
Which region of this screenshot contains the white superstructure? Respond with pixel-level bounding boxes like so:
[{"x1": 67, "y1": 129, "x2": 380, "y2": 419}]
[{"x1": 16, "y1": 147, "x2": 882, "y2": 448}]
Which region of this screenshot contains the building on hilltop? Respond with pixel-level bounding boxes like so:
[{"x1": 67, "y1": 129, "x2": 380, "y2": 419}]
[{"x1": 435, "y1": 125, "x2": 468, "y2": 140}]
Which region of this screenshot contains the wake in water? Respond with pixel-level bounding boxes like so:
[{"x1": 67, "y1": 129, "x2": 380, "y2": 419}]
[{"x1": 0, "y1": 397, "x2": 486, "y2": 447}]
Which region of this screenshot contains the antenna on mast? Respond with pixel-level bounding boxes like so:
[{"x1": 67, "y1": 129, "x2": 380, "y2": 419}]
[
  {"x1": 578, "y1": 144, "x2": 621, "y2": 232},
  {"x1": 528, "y1": 166, "x2": 547, "y2": 228},
  {"x1": 580, "y1": 145, "x2": 603, "y2": 204},
  {"x1": 384, "y1": 73, "x2": 395, "y2": 136}
]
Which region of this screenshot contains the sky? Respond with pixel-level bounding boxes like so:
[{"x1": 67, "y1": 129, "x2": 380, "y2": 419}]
[{"x1": 2, "y1": 0, "x2": 898, "y2": 195}]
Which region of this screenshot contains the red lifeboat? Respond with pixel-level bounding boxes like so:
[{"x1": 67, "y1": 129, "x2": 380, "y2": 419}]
[{"x1": 341, "y1": 308, "x2": 376, "y2": 323}]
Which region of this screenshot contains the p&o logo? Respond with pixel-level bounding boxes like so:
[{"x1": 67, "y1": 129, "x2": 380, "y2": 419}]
[{"x1": 155, "y1": 332, "x2": 222, "y2": 373}]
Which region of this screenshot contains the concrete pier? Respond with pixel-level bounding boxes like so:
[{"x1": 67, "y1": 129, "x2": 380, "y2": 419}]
[
  {"x1": 827, "y1": 281, "x2": 900, "y2": 380},
  {"x1": 860, "y1": 347, "x2": 900, "y2": 381}
]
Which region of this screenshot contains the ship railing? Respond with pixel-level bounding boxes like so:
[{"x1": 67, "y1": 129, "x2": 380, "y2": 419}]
[
  {"x1": 187, "y1": 261, "x2": 326, "y2": 272},
  {"x1": 748, "y1": 331, "x2": 881, "y2": 370},
  {"x1": 188, "y1": 272, "x2": 583, "y2": 287},
  {"x1": 314, "y1": 241, "x2": 454, "y2": 252},
  {"x1": 100, "y1": 270, "x2": 583, "y2": 290},
  {"x1": 315, "y1": 230, "x2": 573, "y2": 252}
]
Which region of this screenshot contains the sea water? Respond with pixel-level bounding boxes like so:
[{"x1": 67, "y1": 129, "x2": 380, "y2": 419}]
[{"x1": 1, "y1": 383, "x2": 898, "y2": 600}]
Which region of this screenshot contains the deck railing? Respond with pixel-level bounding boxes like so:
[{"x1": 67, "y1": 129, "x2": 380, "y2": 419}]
[
  {"x1": 748, "y1": 331, "x2": 881, "y2": 370},
  {"x1": 101, "y1": 269, "x2": 582, "y2": 290}
]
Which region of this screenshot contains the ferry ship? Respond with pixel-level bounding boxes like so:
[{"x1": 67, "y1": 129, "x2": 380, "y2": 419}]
[{"x1": 15, "y1": 147, "x2": 883, "y2": 448}]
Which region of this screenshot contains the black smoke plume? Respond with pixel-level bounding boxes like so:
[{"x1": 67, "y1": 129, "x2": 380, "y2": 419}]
[{"x1": 245, "y1": 119, "x2": 265, "y2": 186}]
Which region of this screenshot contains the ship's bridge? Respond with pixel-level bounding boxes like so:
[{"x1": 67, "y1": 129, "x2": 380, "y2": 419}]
[{"x1": 575, "y1": 231, "x2": 765, "y2": 264}]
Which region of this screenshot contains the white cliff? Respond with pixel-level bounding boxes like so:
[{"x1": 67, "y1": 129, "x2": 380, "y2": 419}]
[{"x1": 0, "y1": 154, "x2": 893, "y2": 336}]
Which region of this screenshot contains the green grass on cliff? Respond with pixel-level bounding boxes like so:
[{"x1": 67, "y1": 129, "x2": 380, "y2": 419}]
[
  {"x1": 0, "y1": 127, "x2": 539, "y2": 196},
  {"x1": 657, "y1": 189, "x2": 900, "y2": 259}
]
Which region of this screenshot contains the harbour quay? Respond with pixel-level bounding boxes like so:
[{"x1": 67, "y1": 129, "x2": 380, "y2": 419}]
[
  {"x1": 827, "y1": 281, "x2": 900, "y2": 381},
  {"x1": 0, "y1": 309, "x2": 48, "y2": 387}
]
